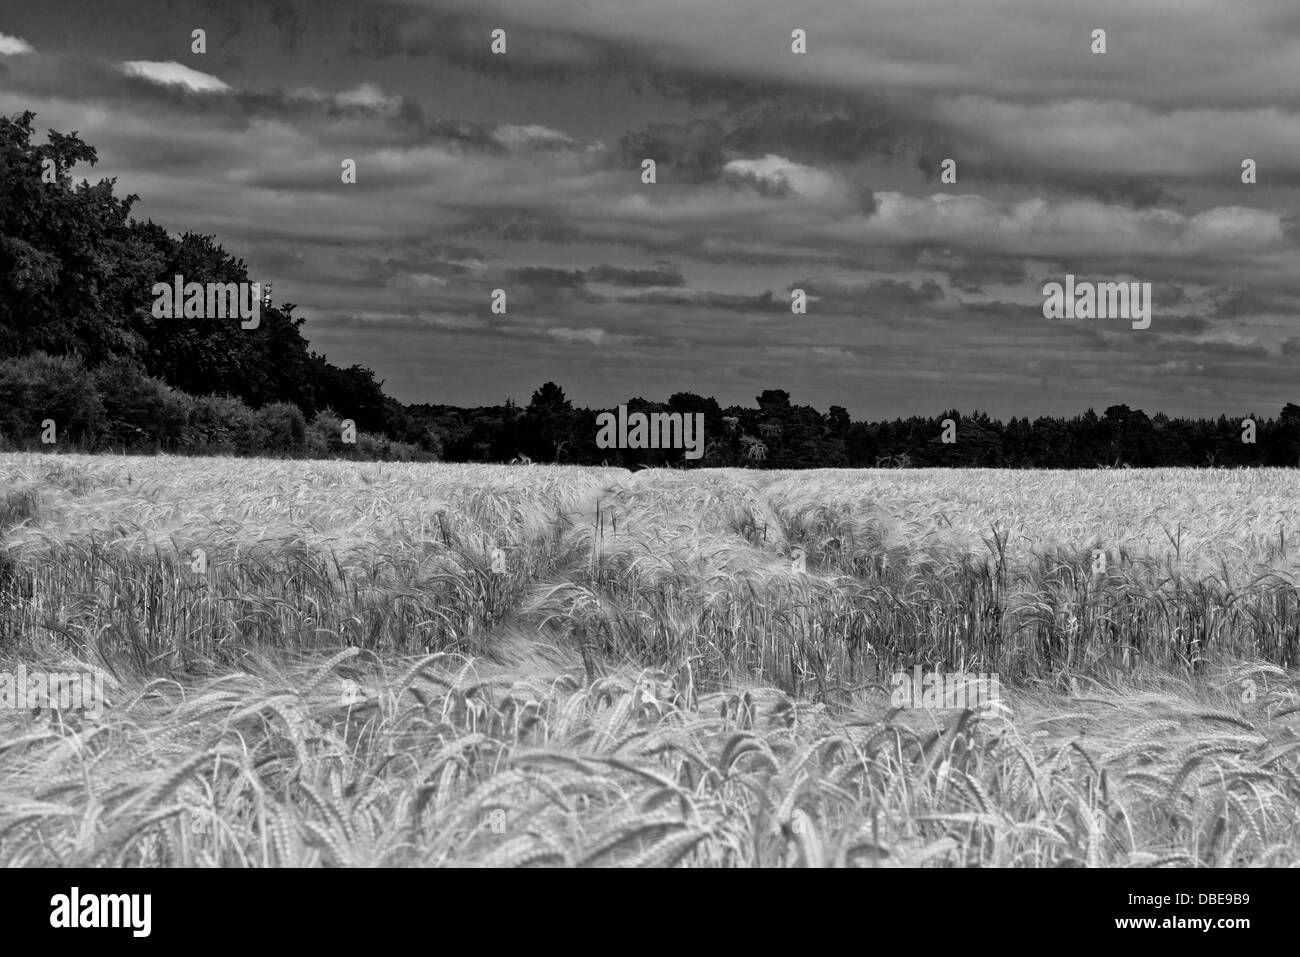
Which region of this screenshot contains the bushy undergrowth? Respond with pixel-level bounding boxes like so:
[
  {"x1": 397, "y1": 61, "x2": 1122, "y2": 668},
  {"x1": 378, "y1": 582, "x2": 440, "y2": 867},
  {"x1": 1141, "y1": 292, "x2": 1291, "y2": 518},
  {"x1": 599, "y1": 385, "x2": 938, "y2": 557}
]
[{"x1": 0, "y1": 354, "x2": 427, "y2": 461}]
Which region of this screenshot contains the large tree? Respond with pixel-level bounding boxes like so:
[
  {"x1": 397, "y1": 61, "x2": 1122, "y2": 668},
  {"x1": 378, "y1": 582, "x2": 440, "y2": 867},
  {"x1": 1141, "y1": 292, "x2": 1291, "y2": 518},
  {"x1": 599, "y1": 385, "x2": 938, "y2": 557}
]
[
  {"x1": 0, "y1": 111, "x2": 160, "y2": 364},
  {"x1": 0, "y1": 110, "x2": 408, "y2": 437},
  {"x1": 524, "y1": 382, "x2": 578, "y2": 462}
]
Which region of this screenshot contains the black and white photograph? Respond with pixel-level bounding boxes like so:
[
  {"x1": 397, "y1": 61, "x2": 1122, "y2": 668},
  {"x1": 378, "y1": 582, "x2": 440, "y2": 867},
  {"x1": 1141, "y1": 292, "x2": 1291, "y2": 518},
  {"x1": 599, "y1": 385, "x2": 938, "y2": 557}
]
[{"x1": 0, "y1": 0, "x2": 1292, "y2": 923}]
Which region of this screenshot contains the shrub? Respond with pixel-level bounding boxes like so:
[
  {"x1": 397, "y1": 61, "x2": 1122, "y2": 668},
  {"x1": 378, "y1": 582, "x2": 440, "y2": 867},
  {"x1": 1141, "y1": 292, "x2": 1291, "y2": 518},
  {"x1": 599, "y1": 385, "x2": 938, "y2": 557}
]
[
  {"x1": 94, "y1": 361, "x2": 191, "y2": 451},
  {"x1": 0, "y1": 352, "x2": 103, "y2": 447},
  {"x1": 254, "y1": 402, "x2": 307, "y2": 455},
  {"x1": 187, "y1": 394, "x2": 259, "y2": 454},
  {"x1": 306, "y1": 408, "x2": 349, "y2": 457},
  {"x1": 304, "y1": 410, "x2": 433, "y2": 461}
]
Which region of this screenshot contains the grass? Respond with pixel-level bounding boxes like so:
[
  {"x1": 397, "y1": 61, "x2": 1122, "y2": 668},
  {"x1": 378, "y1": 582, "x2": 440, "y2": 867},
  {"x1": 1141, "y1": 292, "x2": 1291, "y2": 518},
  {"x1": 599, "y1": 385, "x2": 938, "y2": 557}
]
[{"x1": 2, "y1": 453, "x2": 1299, "y2": 866}]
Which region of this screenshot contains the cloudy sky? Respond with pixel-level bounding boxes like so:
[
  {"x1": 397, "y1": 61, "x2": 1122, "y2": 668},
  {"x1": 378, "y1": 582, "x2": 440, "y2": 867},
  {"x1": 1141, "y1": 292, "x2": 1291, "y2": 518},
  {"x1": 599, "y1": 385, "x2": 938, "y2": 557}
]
[{"x1": 3, "y1": 0, "x2": 1299, "y2": 418}]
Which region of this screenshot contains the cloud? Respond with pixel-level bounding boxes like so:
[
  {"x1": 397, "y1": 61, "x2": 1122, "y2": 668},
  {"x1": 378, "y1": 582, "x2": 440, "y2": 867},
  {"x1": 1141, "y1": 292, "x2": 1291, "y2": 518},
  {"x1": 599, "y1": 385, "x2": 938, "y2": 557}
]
[
  {"x1": 797, "y1": 277, "x2": 947, "y2": 309},
  {"x1": 723, "y1": 154, "x2": 839, "y2": 201},
  {"x1": 1154, "y1": 360, "x2": 1206, "y2": 374},
  {"x1": 451, "y1": 211, "x2": 583, "y2": 244},
  {"x1": 0, "y1": 33, "x2": 34, "y2": 55},
  {"x1": 335, "y1": 83, "x2": 395, "y2": 109},
  {"x1": 120, "y1": 60, "x2": 230, "y2": 93},
  {"x1": 841, "y1": 193, "x2": 1290, "y2": 261},
  {"x1": 391, "y1": 273, "x2": 449, "y2": 291},
  {"x1": 505, "y1": 267, "x2": 587, "y2": 288},
  {"x1": 499, "y1": 267, "x2": 603, "y2": 307},
  {"x1": 914, "y1": 247, "x2": 1028, "y2": 292},
  {"x1": 1207, "y1": 286, "x2": 1296, "y2": 319},
  {"x1": 617, "y1": 119, "x2": 727, "y2": 183},
  {"x1": 492, "y1": 124, "x2": 580, "y2": 149},
  {"x1": 931, "y1": 96, "x2": 1300, "y2": 184},
  {"x1": 586, "y1": 262, "x2": 684, "y2": 287},
  {"x1": 395, "y1": 0, "x2": 1300, "y2": 109},
  {"x1": 353, "y1": 242, "x2": 489, "y2": 284},
  {"x1": 290, "y1": 82, "x2": 400, "y2": 111},
  {"x1": 266, "y1": 0, "x2": 308, "y2": 53},
  {"x1": 548, "y1": 326, "x2": 618, "y2": 345},
  {"x1": 622, "y1": 288, "x2": 783, "y2": 312},
  {"x1": 810, "y1": 345, "x2": 859, "y2": 361}
]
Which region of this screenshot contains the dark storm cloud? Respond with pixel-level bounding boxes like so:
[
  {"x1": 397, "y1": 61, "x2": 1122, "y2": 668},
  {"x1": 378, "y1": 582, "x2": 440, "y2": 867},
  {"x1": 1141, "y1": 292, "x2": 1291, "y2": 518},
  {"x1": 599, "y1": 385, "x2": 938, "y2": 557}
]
[
  {"x1": 621, "y1": 289, "x2": 785, "y2": 312},
  {"x1": 265, "y1": 0, "x2": 308, "y2": 53},
  {"x1": 504, "y1": 267, "x2": 587, "y2": 288},
  {"x1": 723, "y1": 96, "x2": 934, "y2": 165},
  {"x1": 1209, "y1": 286, "x2": 1296, "y2": 318},
  {"x1": 795, "y1": 277, "x2": 946, "y2": 310},
  {"x1": 586, "y1": 262, "x2": 684, "y2": 287},
  {"x1": 345, "y1": 2, "x2": 639, "y2": 86},
  {"x1": 1283, "y1": 214, "x2": 1300, "y2": 245},
  {"x1": 448, "y1": 212, "x2": 583, "y2": 245},
  {"x1": 1151, "y1": 283, "x2": 1189, "y2": 308},
  {"x1": 1145, "y1": 314, "x2": 1212, "y2": 336},
  {"x1": 616, "y1": 119, "x2": 727, "y2": 184},
  {"x1": 191, "y1": 0, "x2": 247, "y2": 51},
  {"x1": 914, "y1": 247, "x2": 1029, "y2": 293},
  {"x1": 496, "y1": 268, "x2": 605, "y2": 307},
  {"x1": 1060, "y1": 178, "x2": 1185, "y2": 211},
  {"x1": 355, "y1": 242, "x2": 489, "y2": 283},
  {"x1": 613, "y1": 97, "x2": 936, "y2": 190},
  {"x1": 1183, "y1": 339, "x2": 1272, "y2": 360},
  {"x1": 917, "y1": 153, "x2": 1189, "y2": 210}
]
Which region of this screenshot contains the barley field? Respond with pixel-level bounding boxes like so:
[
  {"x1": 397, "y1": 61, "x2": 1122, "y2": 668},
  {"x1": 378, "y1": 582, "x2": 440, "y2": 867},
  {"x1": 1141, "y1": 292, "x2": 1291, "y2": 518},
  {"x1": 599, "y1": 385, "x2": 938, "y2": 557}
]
[{"x1": 2, "y1": 454, "x2": 1299, "y2": 866}]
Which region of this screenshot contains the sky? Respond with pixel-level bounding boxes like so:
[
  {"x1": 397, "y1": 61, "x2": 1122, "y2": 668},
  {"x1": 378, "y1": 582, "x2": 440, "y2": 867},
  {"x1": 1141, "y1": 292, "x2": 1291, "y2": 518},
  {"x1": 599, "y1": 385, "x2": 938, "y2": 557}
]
[{"x1": 2, "y1": 0, "x2": 1299, "y2": 419}]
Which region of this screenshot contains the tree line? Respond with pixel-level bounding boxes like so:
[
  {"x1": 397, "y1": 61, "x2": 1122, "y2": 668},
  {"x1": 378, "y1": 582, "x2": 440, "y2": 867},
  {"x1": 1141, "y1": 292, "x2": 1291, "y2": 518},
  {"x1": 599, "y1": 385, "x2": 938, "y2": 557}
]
[{"x1": 413, "y1": 384, "x2": 1300, "y2": 469}]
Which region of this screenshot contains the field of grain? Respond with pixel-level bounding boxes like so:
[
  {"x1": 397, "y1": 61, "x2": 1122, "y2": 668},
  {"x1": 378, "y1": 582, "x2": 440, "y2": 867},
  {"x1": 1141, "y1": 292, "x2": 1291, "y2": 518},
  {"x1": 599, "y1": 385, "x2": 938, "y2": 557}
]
[{"x1": 2, "y1": 454, "x2": 1299, "y2": 866}]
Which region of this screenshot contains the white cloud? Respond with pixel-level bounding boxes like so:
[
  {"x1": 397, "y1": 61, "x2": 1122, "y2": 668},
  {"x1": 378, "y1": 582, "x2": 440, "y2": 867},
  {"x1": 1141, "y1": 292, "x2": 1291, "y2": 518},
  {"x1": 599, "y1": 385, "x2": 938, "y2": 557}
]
[
  {"x1": 120, "y1": 61, "x2": 230, "y2": 93},
  {"x1": 810, "y1": 345, "x2": 858, "y2": 360},
  {"x1": 393, "y1": 273, "x2": 448, "y2": 290},
  {"x1": 0, "y1": 32, "x2": 34, "y2": 55},
  {"x1": 492, "y1": 124, "x2": 578, "y2": 149},
  {"x1": 289, "y1": 82, "x2": 401, "y2": 111},
  {"x1": 838, "y1": 191, "x2": 1287, "y2": 259},
  {"x1": 548, "y1": 326, "x2": 611, "y2": 345},
  {"x1": 934, "y1": 96, "x2": 1300, "y2": 177},
  {"x1": 1185, "y1": 206, "x2": 1284, "y2": 247},
  {"x1": 336, "y1": 82, "x2": 396, "y2": 109},
  {"x1": 724, "y1": 154, "x2": 839, "y2": 201}
]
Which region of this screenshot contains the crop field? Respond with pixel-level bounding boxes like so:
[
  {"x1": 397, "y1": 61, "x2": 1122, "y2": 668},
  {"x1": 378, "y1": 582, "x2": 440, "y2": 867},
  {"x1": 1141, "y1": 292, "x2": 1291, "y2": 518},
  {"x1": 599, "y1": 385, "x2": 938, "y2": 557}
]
[{"x1": 2, "y1": 453, "x2": 1299, "y2": 867}]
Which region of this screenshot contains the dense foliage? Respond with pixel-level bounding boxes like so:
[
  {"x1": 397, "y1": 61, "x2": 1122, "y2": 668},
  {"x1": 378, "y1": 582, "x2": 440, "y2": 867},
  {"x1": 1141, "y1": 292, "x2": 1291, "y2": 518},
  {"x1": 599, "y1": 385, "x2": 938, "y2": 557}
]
[
  {"x1": 414, "y1": 387, "x2": 1299, "y2": 469},
  {"x1": 0, "y1": 112, "x2": 428, "y2": 459}
]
